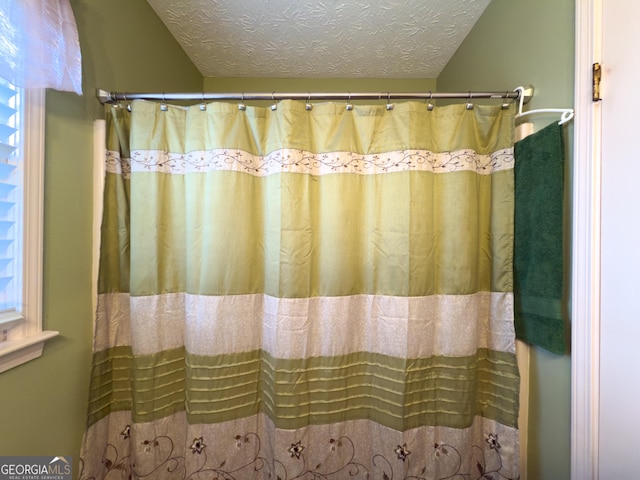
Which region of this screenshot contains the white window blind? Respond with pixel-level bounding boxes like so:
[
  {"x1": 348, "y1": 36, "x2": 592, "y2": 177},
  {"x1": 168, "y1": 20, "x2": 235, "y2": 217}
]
[{"x1": 0, "y1": 78, "x2": 23, "y2": 331}]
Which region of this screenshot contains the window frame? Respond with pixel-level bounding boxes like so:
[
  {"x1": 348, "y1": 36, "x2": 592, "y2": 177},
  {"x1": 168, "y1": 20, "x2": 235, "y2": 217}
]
[{"x1": 0, "y1": 86, "x2": 58, "y2": 373}]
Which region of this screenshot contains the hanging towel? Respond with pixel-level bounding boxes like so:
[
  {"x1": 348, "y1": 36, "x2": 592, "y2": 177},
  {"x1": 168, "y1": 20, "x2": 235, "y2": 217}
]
[{"x1": 513, "y1": 121, "x2": 567, "y2": 354}]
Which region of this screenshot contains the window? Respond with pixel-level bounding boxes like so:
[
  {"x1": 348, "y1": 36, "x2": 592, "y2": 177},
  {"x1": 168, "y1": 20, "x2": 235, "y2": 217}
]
[{"x1": 0, "y1": 77, "x2": 57, "y2": 373}]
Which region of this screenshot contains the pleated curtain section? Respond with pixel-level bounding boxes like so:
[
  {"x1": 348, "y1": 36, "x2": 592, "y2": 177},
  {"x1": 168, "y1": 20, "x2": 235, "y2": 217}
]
[{"x1": 80, "y1": 99, "x2": 520, "y2": 480}]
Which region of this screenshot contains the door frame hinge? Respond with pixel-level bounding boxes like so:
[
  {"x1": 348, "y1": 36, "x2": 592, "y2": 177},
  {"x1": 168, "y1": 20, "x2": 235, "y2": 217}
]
[{"x1": 593, "y1": 63, "x2": 602, "y2": 101}]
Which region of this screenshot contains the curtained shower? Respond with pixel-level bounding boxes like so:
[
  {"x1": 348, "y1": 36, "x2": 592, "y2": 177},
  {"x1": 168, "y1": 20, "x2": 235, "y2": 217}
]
[{"x1": 79, "y1": 98, "x2": 520, "y2": 479}]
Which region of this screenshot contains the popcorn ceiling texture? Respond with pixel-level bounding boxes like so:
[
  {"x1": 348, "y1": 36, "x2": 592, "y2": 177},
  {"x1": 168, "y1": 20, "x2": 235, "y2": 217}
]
[{"x1": 146, "y1": 0, "x2": 491, "y2": 78}]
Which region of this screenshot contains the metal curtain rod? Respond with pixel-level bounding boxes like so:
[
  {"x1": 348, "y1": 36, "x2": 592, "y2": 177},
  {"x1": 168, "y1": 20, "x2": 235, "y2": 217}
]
[{"x1": 97, "y1": 88, "x2": 533, "y2": 105}]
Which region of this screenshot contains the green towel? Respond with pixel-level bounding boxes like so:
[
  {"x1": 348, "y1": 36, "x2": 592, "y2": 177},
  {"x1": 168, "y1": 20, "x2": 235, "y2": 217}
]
[{"x1": 513, "y1": 122, "x2": 567, "y2": 354}]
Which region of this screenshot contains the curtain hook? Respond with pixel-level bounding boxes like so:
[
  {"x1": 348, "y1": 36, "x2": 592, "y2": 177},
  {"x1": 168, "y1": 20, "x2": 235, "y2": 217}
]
[
  {"x1": 386, "y1": 92, "x2": 394, "y2": 111},
  {"x1": 271, "y1": 92, "x2": 278, "y2": 111},
  {"x1": 346, "y1": 92, "x2": 353, "y2": 111},
  {"x1": 160, "y1": 93, "x2": 168, "y2": 111},
  {"x1": 123, "y1": 93, "x2": 132, "y2": 112},
  {"x1": 466, "y1": 91, "x2": 474, "y2": 110},
  {"x1": 238, "y1": 93, "x2": 246, "y2": 111},
  {"x1": 427, "y1": 91, "x2": 434, "y2": 111},
  {"x1": 305, "y1": 93, "x2": 313, "y2": 111},
  {"x1": 199, "y1": 92, "x2": 207, "y2": 111},
  {"x1": 501, "y1": 90, "x2": 511, "y2": 110}
]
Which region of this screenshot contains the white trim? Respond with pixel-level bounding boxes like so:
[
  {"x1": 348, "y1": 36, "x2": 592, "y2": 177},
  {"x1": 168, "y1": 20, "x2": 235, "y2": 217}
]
[
  {"x1": 0, "y1": 87, "x2": 58, "y2": 372},
  {"x1": 571, "y1": 0, "x2": 601, "y2": 478},
  {"x1": 0, "y1": 330, "x2": 59, "y2": 373},
  {"x1": 22, "y1": 88, "x2": 45, "y2": 337}
]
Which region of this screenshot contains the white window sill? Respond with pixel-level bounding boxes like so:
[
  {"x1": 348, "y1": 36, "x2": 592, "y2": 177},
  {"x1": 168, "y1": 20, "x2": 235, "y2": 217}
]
[{"x1": 0, "y1": 330, "x2": 59, "y2": 373}]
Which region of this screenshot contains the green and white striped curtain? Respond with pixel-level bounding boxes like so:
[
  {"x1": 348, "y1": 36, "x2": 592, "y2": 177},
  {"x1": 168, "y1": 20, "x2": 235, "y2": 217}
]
[{"x1": 80, "y1": 99, "x2": 520, "y2": 479}]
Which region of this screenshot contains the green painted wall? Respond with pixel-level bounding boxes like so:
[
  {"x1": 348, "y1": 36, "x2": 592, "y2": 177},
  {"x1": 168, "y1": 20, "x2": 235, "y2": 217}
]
[
  {"x1": 0, "y1": 0, "x2": 201, "y2": 469},
  {"x1": 438, "y1": 1, "x2": 574, "y2": 479},
  {"x1": 203, "y1": 77, "x2": 437, "y2": 107}
]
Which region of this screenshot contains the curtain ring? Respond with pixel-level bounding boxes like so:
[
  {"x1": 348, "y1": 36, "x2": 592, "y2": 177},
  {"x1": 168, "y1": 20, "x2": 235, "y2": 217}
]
[
  {"x1": 386, "y1": 92, "x2": 394, "y2": 111},
  {"x1": 501, "y1": 90, "x2": 510, "y2": 109},
  {"x1": 305, "y1": 94, "x2": 313, "y2": 111},
  {"x1": 346, "y1": 92, "x2": 353, "y2": 111},
  {"x1": 160, "y1": 93, "x2": 168, "y2": 111},
  {"x1": 199, "y1": 92, "x2": 207, "y2": 111},
  {"x1": 238, "y1": 93, "x2": 246, "y2": 111},
  {"x1": 466, "y1": 91, "x2": 474, "y2": 110},
  {"x1": 271, "y1": 92, "x2": 278, "y2": 111},
  {"x1": 427, "y1": 91, "x2": 434, "y2": 111}
]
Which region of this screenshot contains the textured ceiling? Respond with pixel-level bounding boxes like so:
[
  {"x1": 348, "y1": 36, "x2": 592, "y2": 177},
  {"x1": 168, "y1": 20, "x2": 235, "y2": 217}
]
[{"x1": 146, "y1": 0, "x2": 491, "y2": 78}]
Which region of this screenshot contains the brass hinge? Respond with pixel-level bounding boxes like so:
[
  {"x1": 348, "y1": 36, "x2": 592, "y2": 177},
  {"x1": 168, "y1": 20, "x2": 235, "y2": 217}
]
[{"x1": 593, "y1": 63, "x2": 602, "y2": 101}]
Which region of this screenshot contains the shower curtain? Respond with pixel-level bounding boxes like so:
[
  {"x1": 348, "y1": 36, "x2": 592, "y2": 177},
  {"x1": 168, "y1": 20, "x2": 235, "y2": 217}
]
[{"x1": 79, "y1": 99, "x2": 520, "y2": 480}]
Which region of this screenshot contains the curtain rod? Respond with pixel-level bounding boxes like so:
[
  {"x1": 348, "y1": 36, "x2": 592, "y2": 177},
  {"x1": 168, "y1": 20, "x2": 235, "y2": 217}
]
[{"x1": 97, "y1": 88, "x2": 533, "y2": 105}]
